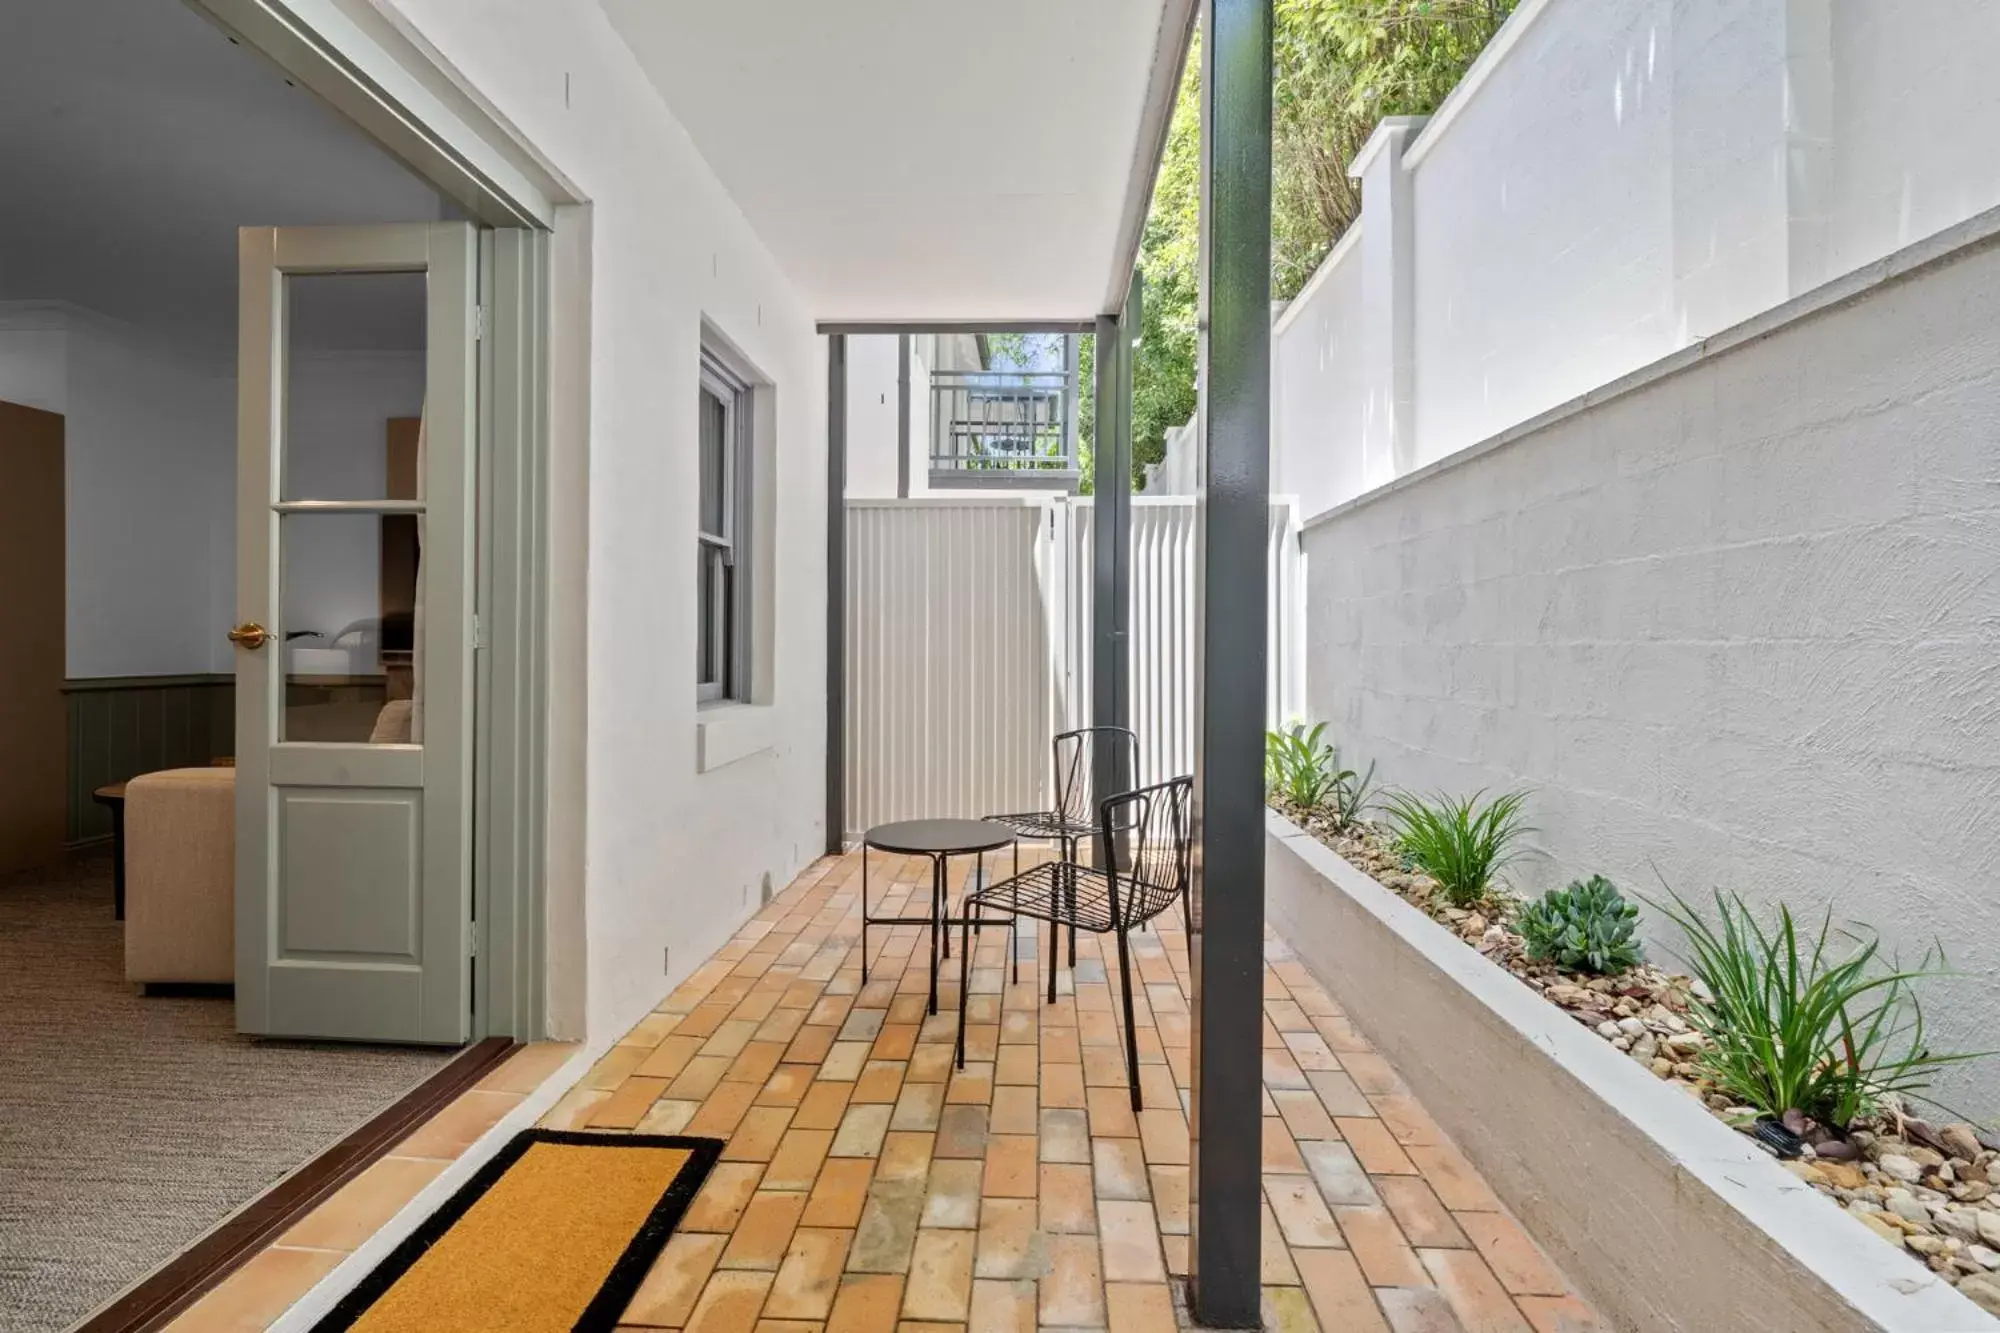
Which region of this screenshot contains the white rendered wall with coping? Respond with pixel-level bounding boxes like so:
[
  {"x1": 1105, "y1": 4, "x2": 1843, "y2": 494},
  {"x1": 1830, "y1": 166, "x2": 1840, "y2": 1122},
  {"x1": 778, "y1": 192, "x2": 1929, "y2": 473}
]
[
  {"x1": 380, "y1": 0, "x2": 831, "y2": 1046},
  {"x1": 1269, "y1": 225, "x2": 1369, "y2": 515},
  {"x1": 1302, "y1": 212, "x2": 2000, "y2": 1118},
  {"x1": 1268, "y1": 813, "x2": 1996, "y2": 1333},
  {"x1": 1271, "y1": 0, "x2": 2000, "y2": 519}
]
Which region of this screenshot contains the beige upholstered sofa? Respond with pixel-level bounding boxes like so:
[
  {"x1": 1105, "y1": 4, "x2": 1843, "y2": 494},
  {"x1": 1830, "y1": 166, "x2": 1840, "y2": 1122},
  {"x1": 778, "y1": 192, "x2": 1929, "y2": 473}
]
[{"x1": 124, "y1": 767, "x2": 235, "y2": 985}]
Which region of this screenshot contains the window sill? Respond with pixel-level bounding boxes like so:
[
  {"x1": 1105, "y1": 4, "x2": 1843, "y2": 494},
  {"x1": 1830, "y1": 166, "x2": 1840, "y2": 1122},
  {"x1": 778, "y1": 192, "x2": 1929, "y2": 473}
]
[{"x1": 696, "y1": 702, "x2": 776, "y2": 773}]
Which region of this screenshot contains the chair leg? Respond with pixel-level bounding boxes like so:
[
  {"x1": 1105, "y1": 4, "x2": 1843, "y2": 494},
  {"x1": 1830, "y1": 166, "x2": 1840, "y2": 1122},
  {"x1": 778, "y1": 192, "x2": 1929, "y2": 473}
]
[
  {"x1": 940, "y1": 856, "x2": 950, "y2": 961},
  {"x1": 1115, "y1": 925, "x2": 1142, "y2": 1113},
  {"x1": 956, "y1": 909, "x2": 972, "y2": 1069},
  {"x1": 1179, "y1": 884, "x2": 1191, "y2": 936},
  {"x1": 1046, "y1": 908, "x2": 1060, "y2": 1006},
  {"x1": 1009, "y1": 846, "x2": 1020, "y2": 985},
  {"x1": 1066, "y1": 840, "x2": 1079, "y2": 968}
]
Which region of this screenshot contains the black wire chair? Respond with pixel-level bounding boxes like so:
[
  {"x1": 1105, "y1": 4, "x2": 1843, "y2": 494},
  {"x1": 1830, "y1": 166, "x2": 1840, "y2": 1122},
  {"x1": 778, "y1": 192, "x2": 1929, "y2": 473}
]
[
  {"x1": 958, "y1": 775, "x2": 1193, "y2": 1112},
  {"x1": 984, "y1": 725, "x2": 1139, "y2": 1000}
]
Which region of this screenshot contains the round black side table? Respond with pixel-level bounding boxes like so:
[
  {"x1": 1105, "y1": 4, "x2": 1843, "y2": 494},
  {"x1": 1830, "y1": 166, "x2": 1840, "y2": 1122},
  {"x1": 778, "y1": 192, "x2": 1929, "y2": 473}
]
[{"x1": 861, "y1": 818, "x2": 1015, "y2": 1015}]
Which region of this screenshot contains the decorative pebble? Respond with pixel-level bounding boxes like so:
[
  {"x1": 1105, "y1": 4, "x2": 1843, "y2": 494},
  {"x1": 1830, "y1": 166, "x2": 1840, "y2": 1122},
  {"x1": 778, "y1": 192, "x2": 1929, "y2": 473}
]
[
  {"x1": 1880, "y1": 1155, "x2": 1924, "y2": 1185},
  {"x1": 1273, "y1": 805, "x2": 2000, "y2": 1302}
]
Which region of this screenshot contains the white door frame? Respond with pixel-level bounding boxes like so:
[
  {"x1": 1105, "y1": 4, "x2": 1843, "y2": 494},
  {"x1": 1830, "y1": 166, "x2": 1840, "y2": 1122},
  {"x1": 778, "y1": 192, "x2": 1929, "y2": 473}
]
[{"x1": 193, "y1": 0, "x2": 585, "y2": 1040}]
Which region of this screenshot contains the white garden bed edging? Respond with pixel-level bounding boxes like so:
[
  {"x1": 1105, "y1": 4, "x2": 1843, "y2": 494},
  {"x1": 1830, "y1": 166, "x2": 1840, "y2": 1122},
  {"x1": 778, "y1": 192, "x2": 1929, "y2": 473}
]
[{"x1": 1266, "y1": 810, "x2": 1998, "y2": 1333}]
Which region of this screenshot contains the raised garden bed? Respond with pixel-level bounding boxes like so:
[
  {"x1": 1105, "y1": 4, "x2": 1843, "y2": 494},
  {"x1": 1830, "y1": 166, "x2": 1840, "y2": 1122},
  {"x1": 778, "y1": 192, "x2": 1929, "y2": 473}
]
[{"x1": 1265, "y1": 805, "x2": 1998, "y2": 1333}]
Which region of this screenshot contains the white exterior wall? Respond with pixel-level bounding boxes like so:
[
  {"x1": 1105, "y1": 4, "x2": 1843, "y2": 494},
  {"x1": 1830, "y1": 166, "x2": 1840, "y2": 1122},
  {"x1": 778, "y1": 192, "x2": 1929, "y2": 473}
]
[
  {"x1": 847, "y1": 333, "x2": 1049, "y2": 500},
  {"x1": 384, "y1": 0, "x2": 831, "y2": 1042},
  {"x1": 1269, "y1": 231, "x2": 1370, "y2": 514},
  {"x1": 1826, "y1": 4, "x2": 2000, "y2": 281},
  {"x1": 1303, "y1": 222, "x2": 2000, "y2": 1117},
  {"x1": 845, "y1": 333, "x2": 902, "y2": 498},
  {"x1": 1272, "y1": 0, "x2": 2000, "y2": 518}
]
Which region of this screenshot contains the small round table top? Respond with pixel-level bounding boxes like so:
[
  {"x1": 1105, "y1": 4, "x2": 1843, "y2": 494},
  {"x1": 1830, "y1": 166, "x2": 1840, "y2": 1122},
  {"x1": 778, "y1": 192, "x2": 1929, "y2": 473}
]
[
  {"x1": 865, "y1": 818, "x2": 1014, "y2": 856},
  {"x1": 93, "y1": 782, "x2": 127, "y2": 805}
]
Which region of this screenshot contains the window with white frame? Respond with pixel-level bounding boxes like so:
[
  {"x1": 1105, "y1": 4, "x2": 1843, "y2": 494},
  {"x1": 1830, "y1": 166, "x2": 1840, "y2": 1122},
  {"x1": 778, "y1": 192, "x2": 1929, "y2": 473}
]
[{"x1": 698, "y1": 351, "x2": 752, "y2": 702}]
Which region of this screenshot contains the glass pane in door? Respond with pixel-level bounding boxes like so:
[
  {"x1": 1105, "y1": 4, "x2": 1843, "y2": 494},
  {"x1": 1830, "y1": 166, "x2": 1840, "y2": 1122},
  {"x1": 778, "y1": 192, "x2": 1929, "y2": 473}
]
[
  {"x1": 282, "y1": 271, "x2": 427, "y2": 502},
  {"x1": 279, "y1": 512, "x2": 421, "y2": 744}
]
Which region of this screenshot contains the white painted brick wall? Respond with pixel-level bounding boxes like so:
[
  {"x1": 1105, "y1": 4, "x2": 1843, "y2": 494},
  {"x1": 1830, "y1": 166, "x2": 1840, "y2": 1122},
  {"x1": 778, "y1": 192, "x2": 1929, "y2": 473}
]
[{"x1": 1303, "y1": 225, "x2": 2000, "y2": 1118}]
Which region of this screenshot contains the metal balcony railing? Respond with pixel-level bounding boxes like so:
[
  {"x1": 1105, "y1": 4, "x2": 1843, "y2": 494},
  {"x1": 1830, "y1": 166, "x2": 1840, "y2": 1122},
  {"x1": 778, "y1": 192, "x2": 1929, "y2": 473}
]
[{"x1": 929, "y1": 369, "x2": 1078, "y2": 484}]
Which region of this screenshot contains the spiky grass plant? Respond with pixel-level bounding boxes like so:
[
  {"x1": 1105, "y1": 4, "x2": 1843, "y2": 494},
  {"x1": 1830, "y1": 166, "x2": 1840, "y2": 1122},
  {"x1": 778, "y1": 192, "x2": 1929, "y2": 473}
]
[
  {"x1": 1265, "y1": 722, "x2": 1344, "y2": 811},
  {"x1": 1327, "y1": 758, "x2": 1377, "y2": 831},
  {"x1": 1378, "y1": 788, "x2": 1533, "y2": 908},
  {"x1": 1645, "y1": 886, "x2": 1987, "y2": 1129}
]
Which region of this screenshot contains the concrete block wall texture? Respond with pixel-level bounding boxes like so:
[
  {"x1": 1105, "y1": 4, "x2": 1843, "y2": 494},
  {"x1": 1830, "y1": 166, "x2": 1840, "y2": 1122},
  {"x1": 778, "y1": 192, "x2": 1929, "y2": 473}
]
[
  {"x1": 1272, "y1": 0, "x2": 2000, "y2": 520},
  {"x1": 1302, "y1": 220, "x2": 2000, "y2": 1118}
]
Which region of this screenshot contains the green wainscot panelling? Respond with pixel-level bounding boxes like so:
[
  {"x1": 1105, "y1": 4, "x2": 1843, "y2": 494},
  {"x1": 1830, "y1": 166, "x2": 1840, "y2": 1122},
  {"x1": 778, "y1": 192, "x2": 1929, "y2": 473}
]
[{"x1": 64, "y1": 675, "x2": 235, "y2": 844}]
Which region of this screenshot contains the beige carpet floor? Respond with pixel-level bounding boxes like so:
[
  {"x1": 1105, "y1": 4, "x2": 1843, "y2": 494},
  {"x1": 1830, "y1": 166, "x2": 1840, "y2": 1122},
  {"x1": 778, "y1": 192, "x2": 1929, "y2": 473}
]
[{"x1": 0, "y1": 851, "x2": 456, "y2": 1333}]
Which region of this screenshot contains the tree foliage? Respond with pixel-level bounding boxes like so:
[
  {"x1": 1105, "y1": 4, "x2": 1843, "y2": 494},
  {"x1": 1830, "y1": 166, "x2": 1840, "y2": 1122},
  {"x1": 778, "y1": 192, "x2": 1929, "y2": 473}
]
[
  {"x1": 1088, "y1": 0, "x2": 1513, "y2": 490},
  {"x1": 1273, "y1": 0, "x2": 1516, "y2": 297}
]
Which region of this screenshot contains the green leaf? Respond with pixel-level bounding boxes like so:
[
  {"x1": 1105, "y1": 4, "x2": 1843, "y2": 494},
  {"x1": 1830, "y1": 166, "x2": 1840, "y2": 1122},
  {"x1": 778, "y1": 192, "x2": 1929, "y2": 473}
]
[{"x1": 1639, "y1": 882, "x2": 1993, "y2": 1128}]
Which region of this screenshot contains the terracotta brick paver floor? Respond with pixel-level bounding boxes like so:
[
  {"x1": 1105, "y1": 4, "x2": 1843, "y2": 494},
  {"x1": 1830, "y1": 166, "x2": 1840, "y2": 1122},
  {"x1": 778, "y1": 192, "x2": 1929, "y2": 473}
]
[{"x1": 548, "y1": 850, "x2": 1603, "y2": 1332}]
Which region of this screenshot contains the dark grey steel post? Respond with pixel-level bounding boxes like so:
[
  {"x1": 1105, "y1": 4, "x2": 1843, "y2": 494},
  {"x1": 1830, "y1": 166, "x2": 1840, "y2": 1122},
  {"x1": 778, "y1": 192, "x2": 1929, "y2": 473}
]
[
  {"x1": 1092, "y1": 276, "x2": 1137, "y2": 813},
  {"x1": 1191, "y1": 0, "x2": 1271, "y2": 1324},
  {"x1": 826, "y1": 334, "x2": 848, "y2": 856},
  {"x1": 896, "y1": 334, "x2": 912, "y2": 499}
]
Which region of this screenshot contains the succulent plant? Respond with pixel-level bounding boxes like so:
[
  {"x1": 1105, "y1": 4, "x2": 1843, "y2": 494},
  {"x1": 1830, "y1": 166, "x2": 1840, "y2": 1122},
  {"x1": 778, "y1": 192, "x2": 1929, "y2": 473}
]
[{"x1": 1517, "y1": 875, "x2": 1643, "y2": 974}]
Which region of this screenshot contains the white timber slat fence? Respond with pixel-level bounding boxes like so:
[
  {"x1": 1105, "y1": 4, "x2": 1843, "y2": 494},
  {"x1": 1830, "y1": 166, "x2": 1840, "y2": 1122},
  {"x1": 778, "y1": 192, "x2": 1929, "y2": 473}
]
[{"x1": 844, "y1": 495, "x2": 1303, "y2": 839}]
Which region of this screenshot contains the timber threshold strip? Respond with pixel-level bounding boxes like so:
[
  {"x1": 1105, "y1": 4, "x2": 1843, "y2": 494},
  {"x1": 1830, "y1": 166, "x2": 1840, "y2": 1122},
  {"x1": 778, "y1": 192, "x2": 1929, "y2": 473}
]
[{"x1": 78, "y1": 1036, "x2": 518, "y2": 1333}]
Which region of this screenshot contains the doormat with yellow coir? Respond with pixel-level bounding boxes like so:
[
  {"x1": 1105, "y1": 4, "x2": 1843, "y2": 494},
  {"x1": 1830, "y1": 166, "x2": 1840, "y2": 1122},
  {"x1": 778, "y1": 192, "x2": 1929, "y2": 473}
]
[{"x1": 311, "y1": 1130, "x2": 722, "y2": 1333}]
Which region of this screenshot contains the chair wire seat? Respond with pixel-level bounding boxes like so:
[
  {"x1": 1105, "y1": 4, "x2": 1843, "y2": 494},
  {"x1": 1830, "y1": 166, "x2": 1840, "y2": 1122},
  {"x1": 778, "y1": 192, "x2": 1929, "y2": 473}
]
[
  {"x1": 985, "y1": 810, "x2": 1092, "y2": 843},
  {"x1": 964, "y1": 861, "x2": 1181, "y2": 936}
]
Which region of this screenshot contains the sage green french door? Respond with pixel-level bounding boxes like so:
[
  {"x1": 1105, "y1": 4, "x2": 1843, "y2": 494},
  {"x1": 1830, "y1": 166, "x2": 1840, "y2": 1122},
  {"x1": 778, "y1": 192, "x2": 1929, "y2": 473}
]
[{"x1": 234, "y1": 224, "x2": 476, "y2": 1044}]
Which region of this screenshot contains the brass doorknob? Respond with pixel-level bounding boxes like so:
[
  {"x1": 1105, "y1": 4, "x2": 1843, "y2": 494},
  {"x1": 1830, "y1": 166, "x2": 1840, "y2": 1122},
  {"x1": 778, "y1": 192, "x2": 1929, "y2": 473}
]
[{"x1": 227, "y1": 622, "x2": 273, "y2": 650}]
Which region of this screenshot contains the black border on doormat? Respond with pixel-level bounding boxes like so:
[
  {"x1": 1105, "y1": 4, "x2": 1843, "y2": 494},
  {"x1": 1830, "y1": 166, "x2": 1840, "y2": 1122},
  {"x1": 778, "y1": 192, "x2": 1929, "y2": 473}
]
[{"x1": 310, "y1": 1129, "x2": 725, "y2": 1333}]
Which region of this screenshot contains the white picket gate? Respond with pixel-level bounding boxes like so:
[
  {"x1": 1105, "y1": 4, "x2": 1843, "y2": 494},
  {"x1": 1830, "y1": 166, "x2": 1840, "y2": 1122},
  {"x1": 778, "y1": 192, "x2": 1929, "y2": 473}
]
[{"x1": 843, "y1": 494, "x2": 1302, "y2": 839}]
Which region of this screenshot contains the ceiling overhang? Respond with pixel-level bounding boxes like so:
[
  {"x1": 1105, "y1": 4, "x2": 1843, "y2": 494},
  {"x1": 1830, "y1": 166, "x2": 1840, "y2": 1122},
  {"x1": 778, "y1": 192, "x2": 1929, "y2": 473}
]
[{"x1": 600, "y1": 0, "x2": 1198, "y2": 325}]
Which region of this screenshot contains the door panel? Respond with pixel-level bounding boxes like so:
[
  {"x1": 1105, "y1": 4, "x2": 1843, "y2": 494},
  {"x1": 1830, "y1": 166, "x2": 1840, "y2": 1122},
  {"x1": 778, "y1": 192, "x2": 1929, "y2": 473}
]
[{"x1": 235, "y1": 223, "x2": 476, "y2": 1045}]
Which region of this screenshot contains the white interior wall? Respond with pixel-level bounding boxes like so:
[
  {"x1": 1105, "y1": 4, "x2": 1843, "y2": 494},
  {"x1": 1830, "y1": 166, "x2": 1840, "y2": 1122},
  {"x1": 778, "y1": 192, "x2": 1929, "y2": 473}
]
[
  {"x1": 1, "y1": 304, "x2": 239, "y2": 680},
  {"x1": 0, "y1": 302, "x2": 429, "y2": 682},
  {"x1": 380, "y1": 0, "x2": 830, "y2": 1043},
  {"x1": 1302, "y1": 223, "x2": 2000, "y2": 1118},
  {"x1": 0, "y1": 317, "x2": 67, "y2": 416},
  {"x1": 65, "y1": 313, "x2": 235, "y2": 678}
]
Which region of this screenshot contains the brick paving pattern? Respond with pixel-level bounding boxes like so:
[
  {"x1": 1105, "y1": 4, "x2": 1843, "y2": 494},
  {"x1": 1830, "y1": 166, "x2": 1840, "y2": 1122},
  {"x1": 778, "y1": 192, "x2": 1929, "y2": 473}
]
[{"x1": 545, "y1": 850, "x2": 1603, "y2": 1333}]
